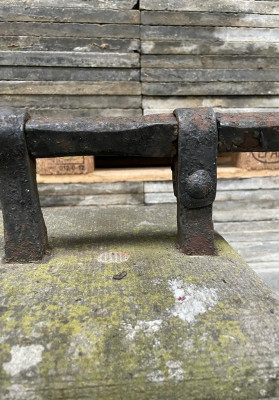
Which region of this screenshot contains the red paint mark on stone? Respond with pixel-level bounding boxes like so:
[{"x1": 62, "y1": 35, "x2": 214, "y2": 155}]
[{"x1": 178, "y1": 296, "x2": 186, "y2": 301}]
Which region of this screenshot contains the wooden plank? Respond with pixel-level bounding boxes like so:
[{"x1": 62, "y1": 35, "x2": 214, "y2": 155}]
[
  {"x1": 225, "y1": 241, "x2": 279, "y2": 263},
  {"x1": 141, "y1": 69, "x2": 279, "y2": 82},
  {"x1": 142, "y1": 82, "x2": 279, "y2": 96},
  {"x1": 0, "y1": 37, "x2": 140, "y2": 53},
  {"x1": 141, "y1": 55, "x2": 279, "y2": 70},
  {"x1": 0, "y1": 52, "x2": 140, "y2": 68},
  {"x1": 140, "y1": 0, "x2": 279, "y2": 14},
  {"x1": 0, "y1": 8, "x2": 140, "y2": 24},
  {"x1": 141, "y1": 26, "x2": 279, "y2": 41},
  {"x1": 38, "y1": 182, "x2": 143, "y2": 196},
  {"x1": 0, "y1": 81, "x2": 141, "y2": 95},
  {"x1": 3, "y1": 0, "x2": 138, "y2": 9},
  {"x1": 0, "y1": 67, "x2": 139, "y2": 81},
  {"x1": 0, "y1": 22, "x2": 140, "y2": 39},
  {"x1": 141, "y1": 11, "x2": 279, "y2": 27},
  {"x1": 141, "y1": 40, "x2": 279, "y2": 55},
  {"x1": 145, "y1": 177, "x2": 279, "y2": 192},
  {"x1": 30, "y1": 109, "x2": 143, "y2": 119},
  {"x1": 39, "y1": 193, "x2": 144, "y2": 206},
  {"x1": 0, "y1": 95, "x2": 142, "y2": 109},
  {"x1": 142, "y1": 96, "x2": 279, "y2": 109},
  {"x1": 215, "y1": 220, "x2": 279, "y2": 234},
  {"x1": 213, "y1": 209, "x2": 279, "y2": 222}
]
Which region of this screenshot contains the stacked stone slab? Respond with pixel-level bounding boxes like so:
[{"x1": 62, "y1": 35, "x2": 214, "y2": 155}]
[
  {"x1": 140, "y1": 0, "x2": 279, "y2": 114},
  {"x1": 0, "y1": 0, "x2": 141, "y2": 118}
]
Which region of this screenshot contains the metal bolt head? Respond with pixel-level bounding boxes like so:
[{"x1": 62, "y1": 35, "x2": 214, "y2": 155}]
[{"x1": 186, "y1": 170, "x2": 213, "y2": 199}]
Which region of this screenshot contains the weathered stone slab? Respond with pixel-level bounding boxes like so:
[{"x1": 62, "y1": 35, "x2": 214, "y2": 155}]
[
  {"x1": 0, "y1": 37, "x2": 140, "y2": 52},
  {"x1": 0, "y1": 81, "x2": 141, "y2": 95},
  {"x1": 142, "y1": 82, "x2": 279, "y2": 96},
  {"x1": 0, "y1": 7, "x2": 140, "y2": 23},
  {"x1": 141, "y1": 69, "x2": 279, "y2": 82},
  {"x1": 142, "y1": 96, "x2": 279, "y2": 109},
  {"x1": 141, "y1": 26, "x2": 279, "y2": 41},
  {"x1": 0, "y1": 67, "x2": 139, "y2": 81},
  {"x1": 0, "y1": 51, "x2": 140, "y2": 67},
  {"x1": 140, "y1": 0, "x2": 279, "y2": 14},
  {"x1": 0, "y1": 205, "x2": 278, "y2": 399},
  {"x1": 141, "y1": 40, "x2": 279, "y2": 55},
  {"x1": 0, "y1": 22, "x2": 140, "y2": 38},
  {"x1": 141, "y1": 11, "x2": 279, "y2": 27},
  {"x1": 0, "y1": 95, "x2": 141, "y2": 109},
  {"x1": 141, "y1": 55, "x2": 279, "y2": 69}
]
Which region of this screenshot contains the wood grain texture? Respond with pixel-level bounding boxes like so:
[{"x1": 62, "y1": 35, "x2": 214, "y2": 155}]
[
  {"x1": 0, "y1": 7, "x2": 140, "y2": 23},
  {"x1": 3, "y1": 0, "x2": 138, "y2": 9},
  {"x1": 141, "y1": 55, "x2": 279, "y2": 69},
  {"x1": 141, "y1": 40, "x2": 279, "y2": 55},
  {"x1": 0, "y1": 81, "x2": 141, "y2": 95},
  {"x1": 0, "y1": 22, "x2": 140, "y2": 38},
  {"x1": 0, "y1": 67, "x2": 139, "y2": 81},
  {"x1": 141, "y1": 26, "x2": 279, "y2": 41},
  {"x1": 140, "y1": 0, "x2": 279, "y2": 14},
  {"x1": 141, "y1": 69, "x2": 279, "y2": 82},
  {"x1": 142, "y1": 82, "x2": 279, "y2": 96},
  {"x1": 142, "y1": 96, "x2": 279, "y2": 109},
  {"x1": 0, "y1": 51, "x2": 140, "y2": 67},
  {"x1": 141, "y1": 11, "x2": 279, "y2": 27},
  {"x1": 0, "y1": 37, "x2": 140, "y2": 52},
  {"x1": 0, "y1": 95, "x2": 142, "y2": 109}
]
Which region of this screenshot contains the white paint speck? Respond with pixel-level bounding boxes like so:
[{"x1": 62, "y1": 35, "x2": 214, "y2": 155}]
[
  {"x1": 3, "y1": 345, "x2": 44, "y2": 376},
  {"x1": 97, "y1": 251, "x2": 130, "y2": 263},
  {"x1": 166, "y1": 360, "x2": 184, "y2": 381},
  {"x1": 124, "y1": 320, "x2": 163, "y2": 340},
  {"x1": 168, "y1": 279, "x2": 218, "y2": 323}
]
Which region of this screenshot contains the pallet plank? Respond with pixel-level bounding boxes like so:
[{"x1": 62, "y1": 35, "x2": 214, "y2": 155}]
[
  {"x1": 0, "y1": 51, "x2": 140, "y2": 67},
  {"x1": 0, "y1": 67, "x2": 139, "y2": 81},
  {"x1": 0, "y1": 95, "x2": 142, "y2": 109},
  {"x1": 30, "y1": 109, "x2": 142, "y2": 118},
  {"x1": 140, "y1": 0, "x2": 279, "y2": 14},
  {"x1": 142, "y1": 69, "x2": 279, "y2": 82},
  {"x1": 141, "y1": 11, "x2": 279, "y2": 28},
  {"x1": 142, "y1": 96, "x2": 279, "y2": 109},
  {"x1": 0, "y1": 8, "x2": 140, "y2": 23},
  {"x1": 2, "y1": 0, "x2": 138, "y2": 9},
  {"x1": 141, "y1": 55, "x2": 279, "y2": 69},
  {"x1": 0, "y1": 37, "x2": 140, "y2": 53},
  {"x1": 0, "y1": 81, "x2": 141, "y2": 95},
  {"x1": 141, "y1": 40, "x2": 279, "y2": 55},
  {"x1": 0, "y1": 22, "x2": 140, "y2": 39},
  {"x1": 141, "y1": 26, "x2": 279, "y2": 42},
  {"x1": 142, "y1": 82, "x2": 279, "y2": 96}
]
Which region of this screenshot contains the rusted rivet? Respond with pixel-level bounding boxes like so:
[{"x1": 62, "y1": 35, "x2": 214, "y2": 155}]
[{"x1": 186, "y1": 170, "x2": 213, "y2": 199}]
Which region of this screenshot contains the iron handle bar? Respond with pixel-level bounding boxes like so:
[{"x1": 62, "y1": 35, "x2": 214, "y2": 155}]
[{"x1": 25, "y1": 111, "x2": 279, "y2": 158}]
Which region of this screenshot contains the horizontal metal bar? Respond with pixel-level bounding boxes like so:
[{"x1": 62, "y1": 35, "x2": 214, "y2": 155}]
[
  {"x1": 217, "y1": 112, "x2": 279, "y2": 152},
  {"x1": 25, "y1": 114, "x2": 178, "y2": 158},
  {"x1": 25, "y1": 111, "x2": 279, "y2": 158}
]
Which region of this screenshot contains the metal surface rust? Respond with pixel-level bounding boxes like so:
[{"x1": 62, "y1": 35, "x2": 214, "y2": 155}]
[
  {"x1": 217, "y1": 112, "x2": 279, "y2": 152},
  {"x1": 25, "y1": 113, "x2": 178, "y2": 158},
  {"x1": 1, "y1": 107, "x2": 279, "y2": 261},
  {"x1": 173, "y1": 108, "x2": 217, "y2": 256},
  {"x1": 0, "y1": 108, "x2": 48, "y2": 262}
]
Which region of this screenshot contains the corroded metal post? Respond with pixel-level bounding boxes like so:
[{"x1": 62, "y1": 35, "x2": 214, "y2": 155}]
[
  {"x1": 173, "y1": 108, "x2": 218, "y2": 255},
  {"x1": 0, "y1": 108, "x2": 48, "y2": 262}
]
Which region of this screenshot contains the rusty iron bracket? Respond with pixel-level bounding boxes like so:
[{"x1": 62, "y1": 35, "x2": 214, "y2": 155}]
[
  {"x1": 173, "y1": 108, "x2": 217, "y2": 255},
  {"x1": 0, "y1": 108, "x2": 48, "y2": 262},
  {"x1": 1, "y1": 107, "x2": 279, "y2": 262}
]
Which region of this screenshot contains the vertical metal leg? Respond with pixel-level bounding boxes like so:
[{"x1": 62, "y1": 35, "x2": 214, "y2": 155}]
[
  {"x1": 0, "y1": 108, "x2": 48, "y2": 262},
  {"x1": 173, "y1": 108, "x2": 217, "y2": 255}
]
